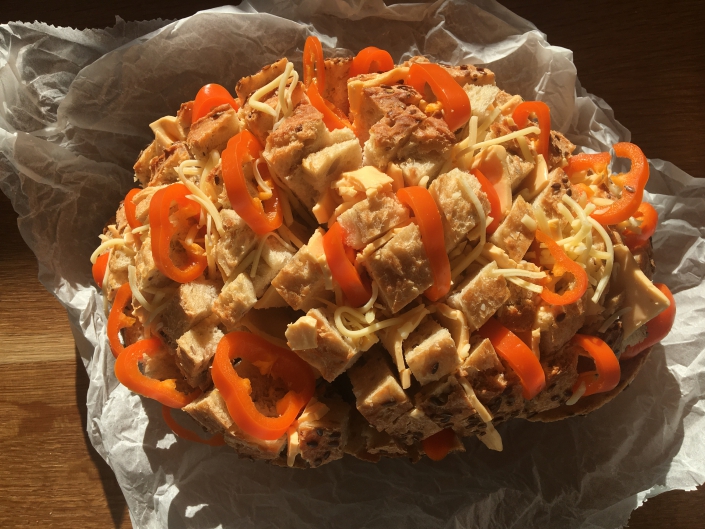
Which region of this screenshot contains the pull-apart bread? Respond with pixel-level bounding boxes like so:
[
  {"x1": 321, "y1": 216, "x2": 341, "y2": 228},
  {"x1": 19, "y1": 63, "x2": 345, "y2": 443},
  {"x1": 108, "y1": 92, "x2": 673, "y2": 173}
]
[{"x1": 91, "y1": 40, "x2": 675, "y2": 467}]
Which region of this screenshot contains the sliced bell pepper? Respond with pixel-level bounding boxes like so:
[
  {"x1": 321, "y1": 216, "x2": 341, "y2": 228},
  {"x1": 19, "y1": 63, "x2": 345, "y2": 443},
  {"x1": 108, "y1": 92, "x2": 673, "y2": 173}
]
[
  {"x1": 622, "y1": 283, "x2": 675, "y2": 360},
  {"x1": 211, "y1": 332, "x2": 316, "y2": 441},
  {"x1": 222, "y1": 130, "x2": 283, "y2": 236},
  {"x1": 124, "y1": 188, "x2": 142, "y2": 230},
  {"x1": 115, "y1": 337, "x2": 201, "y2": 408},
  {"x1": 571, "y1": 182, "x2": 594, "y2": 201},
  {"x1": 161, "y1": 405, "x2": 225, "y2": 446},
  {"x1": 396, "y1": 186, "x2": 451, "y2": 301},
  {"x1": 405, "y1": 62, "x2": 471, "y2": 132},
  {"x1": 570, "y1": 334, "x2": 620, "y2": 397},
  {"x1": 107, "y1": 282, "x2": 136, "y2": 358},
  {"x1": 564, "y1": 152, "x2": 611, "y2": 179},
  {"x1": 349, "y1": 46, "x2": 394, "y2": 77},
  {"x1": 471, "y1": 168, "x2": 501, "y2": 234},
  {"x1": 512, "y1": 101, "x2": 551, "y2": 160},
  {"x1": 622, "y1": 202, "x2": 658, "y2": 251},
  {"x1": 92, "y1": 251, "x2": 110, "y2": 289},
  {"x1": 590, "y1": 142, "x2": 649, "y2": 226},
  {"x1": 422, "y1": 428, "x2": 457, "y2": 461},
  {"x1": 150, "y1": 183, "x2": 208, "y2": 283},
  {"x1": 534, "y1": 229, "x2": 588, "y2": 306},
  {"x1": 192, "y1": 83, "x2": 240, "y2": 123},
  {"x1": 303, "y1": 36, "x2": 326, "y2": 93},
  {"x1": 307, "y1": 81, "x2": 351, "y2": 131},
  {"x1": 323, "y1": 222, "x2": 371, "y2": 307},
  {"x1": 478, "y1": 318, "x2": 546, "y2": 399}
]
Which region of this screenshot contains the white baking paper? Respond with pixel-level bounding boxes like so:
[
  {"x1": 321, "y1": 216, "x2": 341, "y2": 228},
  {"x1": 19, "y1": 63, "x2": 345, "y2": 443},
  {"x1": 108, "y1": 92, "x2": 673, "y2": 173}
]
[{"x1": 1, "y1": 2, "x2": 704, "y2": 528}]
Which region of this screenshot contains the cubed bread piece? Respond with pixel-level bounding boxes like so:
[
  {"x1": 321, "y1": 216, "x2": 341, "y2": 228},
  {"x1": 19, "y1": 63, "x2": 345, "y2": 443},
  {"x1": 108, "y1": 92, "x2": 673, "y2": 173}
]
[
  {"x1": 213, "y1": 274, "x2": 257, "y2": 331},
  {"x1": 353, "y1": 84, "x2": 422, "y2": 143},
  {"x1": 134, "y1": 140, "x2": 162, "y2": 186},
  {"x1": 215, "y1": 209, "x2": 258, "y2": 278},
  {"x1": 337, "y1": 193, "x2": 409, "y2": 250},
  {"x1": 333, "y1": 165, "x2": 394, "y2": 202},
  {"x1": 184, "y1": 389, "x2": 286, "y2": 460},
  {"x1": 442, "y1": 62, "x2": 496, "y2": 88},
  {"x1": 531, "y1": 168, "x2": 572, "y2": 235},
  {"x1": 285, "y1": 308, "x2": 362, "y2": 382},
  {"x1": 363, "y1": 105, "x2": 426, "y2": 170},
  {"x1": 536, "y1": 298, "x2": 586, "y2": 356},
  {"x1": 175, "y1": 314, "x2": 224, "y2": 389},
  {"x1": 148, "y1": 141, "x2": 192, "y2": 186},
  {"x1": 134, "y1": 236, "x2": 172, "y2": 291},
  {"x1": 547, "y1": 130, "x2": 576, "y2": 171},
  {"x1": 403, "y1": 317, "x2": 461, "y2": 385},
  {"x1": 296, "y1": 395, "x2": 350, "y2": 467},
  {"x1": 186, "y1": 104, "x2": 242, "y2": 158},
  {"x1": 323, "y1": 57, "x2": 352, "y2": 115},
  {"x1": 465, "y1": 84, "x2": 501, "y2": 124},
  {"x1": 523, "y1": 340, "x2": 579, "y2": 416},
  {"x1": 362, "y1": 223, "x2": 433, "y2": 314},
  {"x1": 301, "y1": 138, "x2": 362, "y2": 195},
  {"x1": 447, "y1": 262, "x2": 510, "y2": 332},
  {"x1": 235, "y1": 58, "x2": 288, "y2": 102},
  {"x1": 161, "y1": 278, "x2": 219, "y2": 344},
  {"x1": 398, "y1": 155, "x2": 447, "y2": 188},
  {"x1": 348, "y1": 348, "x2": 413, "y2": 431},
  {"x1": 429, "y1": 169, "x2": 490, "y2": 251},
  {"x1": 489, "y1": 195, "x2": 536, "y2": 262},
  {"x1": 105, "y1": 247, "x2": 131, "y2": 301},
  {"x1": 459, "y1": 337, "x2": 508, "y2": 404},
  {"x1": 414, "y1": 374, "x2": 478, "y2": 431},
  {"x1": 398, "y1": 115, "x2": 454, "y2": 157},
  {"x1": 132, "y1": 185, "x2": 163, "y2": 226},
  {"x1": 384, "y1": 407, "x2": 441, "y2": 445},
  {"x1": 496, "y1": 262, "x2": 541, "y2": 334}
]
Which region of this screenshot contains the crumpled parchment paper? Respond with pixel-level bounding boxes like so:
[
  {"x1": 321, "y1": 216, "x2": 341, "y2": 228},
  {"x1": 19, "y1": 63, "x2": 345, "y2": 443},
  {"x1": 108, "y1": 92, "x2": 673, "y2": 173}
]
[{"x1": 1, "y1": 1, "x2": 704, "y2": 528}]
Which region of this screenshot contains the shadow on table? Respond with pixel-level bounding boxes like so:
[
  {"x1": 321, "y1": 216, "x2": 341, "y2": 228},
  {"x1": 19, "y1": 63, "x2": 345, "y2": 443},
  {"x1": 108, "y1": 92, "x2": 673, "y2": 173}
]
[{"x1": 74, "y1": 346, "x2": 130, "y2": 529}]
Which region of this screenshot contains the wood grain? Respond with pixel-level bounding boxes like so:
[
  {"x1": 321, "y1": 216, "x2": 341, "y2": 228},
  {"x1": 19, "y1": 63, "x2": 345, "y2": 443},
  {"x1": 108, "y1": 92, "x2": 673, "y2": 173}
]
[{"x1": 1, "y1": 1, "x2": 704, "y2": 528}]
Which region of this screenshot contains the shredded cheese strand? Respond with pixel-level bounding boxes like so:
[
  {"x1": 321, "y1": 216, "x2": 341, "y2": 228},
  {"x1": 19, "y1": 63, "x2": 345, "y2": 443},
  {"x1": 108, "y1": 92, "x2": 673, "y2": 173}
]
[
  {"x1": 451, "y1": 174, "x2": 486, "y2": 279},
  {"x1": 128, "y1": 265, "x2": 154, "y2": 312},
  {"x1": 90, "y1": 238, "x2": 126, "y2": 264},
  {"x1": 470, "y1": 125, "x2": 540, "y2": 152},
  {"x1": 588, "y1": 217, "x2": 614, "y2": 303},
  {"x1": 566, "y1": 381, "x2": 587, "y2": 406},
  {"x1": 598, "y1": 306, "x2": 633, "y2": 333},
  {"x1": 507, "y1": 276, "x2": 544, "y2": 293}
]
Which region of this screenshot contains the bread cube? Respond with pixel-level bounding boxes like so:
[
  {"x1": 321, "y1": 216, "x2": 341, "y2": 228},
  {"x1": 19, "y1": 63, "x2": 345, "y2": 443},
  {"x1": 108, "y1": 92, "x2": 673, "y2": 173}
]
[
  {"x1": 186, "y1": 104, "x2": 242, "y2": 158},
  {"x1": 215, "y1": 209, "x2": 258, "y2": 278},
  {"x1": 489, "y1": 195, "x2": 535, "y2": 261},
  {"x1": 447, "y1": 262, "x2": 510, "y2": 332},
  {"x1": 296, "y1": 394, "x2": 350, "y2": 468},
  {"x1": 403, "y1": 317, "x2": 461, "y2": 385},
  {"x1": 148, "y1": 141, "x2": 192, "y2": 186},
  {"x1": 337, "y1": 192, "x2": 409, "y2": 250},
  {"x1": 175, "y1": 315, "x2": 224, "y2": 389},
  {"x1": 160, "y1": 278, "x2": 219, "y2": 343},
  {"x1": 384, "y1": 407, "x2": 441, "y2": 445}
]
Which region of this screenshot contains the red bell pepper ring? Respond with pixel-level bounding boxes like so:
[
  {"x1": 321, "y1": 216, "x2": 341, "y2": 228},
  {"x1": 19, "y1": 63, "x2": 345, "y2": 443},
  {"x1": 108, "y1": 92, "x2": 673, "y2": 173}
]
[
  {"x1": 124, "y1": 188, "x2": 142, "y2": 230},
  {"x1": 303, "y1": 36, "x2": 326, "y2": 93},
  {"x1": 162, "y1": 405, "x2": 225, "y2": 446},
  {"x1": 422, "y1": 428, "x2": 457, "y2": 461},
  {"x1": 211, "y1": 332, "x2": 316, "y2": 441},
  {"x1": 115, "y1": 337, "x2": 201, "y2": 408},
  {"x1": 405, "y1": 62, "x2": 471, "y2": 132},
  {"x1": 534, "y1": 229, "x2": 588, "y2": 306},
  {"x1": 570, "y1": 334, "x2": 620, "y2": 397},
  {"x1": 323, "y1": 222, "x2": 371, "y2": 308},
  {"x1": 478, "y1": 318, "x2": 546, "y2": 400},
  {"x1": 150, "y1": 183, "x2": 208, "y2": 283},
  {"x1": 471, "y1": 168, "x2": 501, "y2": 234},
  {"x1": 622, "y1": 202, "x2": 658, "y2": 251},
  {"x1": 512, "y1": 101, "x2": 551, "y2": 160},
  {"x1": 590, "y1": 142, "x2": 649, "y2": 226},
  {"x1": 92, "y1": 251, "x2": 110, "y2": 289},
  {"x1": 564, "y1": 152, "x2": 611, "y2": 179},
  {"x1": 307, "y1": 81, "x2": 351, "y2": 131},
  {"x1": 221, "y1": 130, "x2": 284, "y2": 236},
  {"x1": 396, "y1": 186, "x2": 451, "y2": 301},
  {"x1": 192, "y1": 83, "x2": 240, "y2": 123},
  {"x1": 622, "y1": 283, "x2": 676, "y2": 360},
  {"x1": 349, "y1": 46, "x2": 394, "y2": 77},
  {"x1": 107, "y1": 282, "x2": 136, "y2": 358}
]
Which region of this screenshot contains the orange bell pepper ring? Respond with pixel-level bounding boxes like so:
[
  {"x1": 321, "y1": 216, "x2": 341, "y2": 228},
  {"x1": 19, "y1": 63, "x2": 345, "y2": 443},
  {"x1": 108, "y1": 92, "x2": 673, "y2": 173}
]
[
  {"x1": 107, "y1": 282, "x2": 136, "y2": 358},
  {"x1": 150, "y1": 183, "x2": 208, "y2": 283},
  {"x1": 303, "y1": 36, "x2": 326, "y2": 93},
  {"x1": 535, "y1": 229, "x2": 588, "y2": 306},
  {"x1": 221, "y1": 130, "x2": 283, "y2": 236},
  {"x1": 478, "y1": 318, "x2": 546, "y2": 400},
  {"x1": 422, "y1": 428, "x2": 457, "y2": 461},
  {"x1": 590, "y1": 142, "x2": 649, "y2": 226},
  {"x1": 622, "y1": 202, "x2": 658, "y2": 251},
  {"x1": 211, "y1": 332, "x2": 316, "y2": 441},
  {"x1": 161, "y1": 405, "x2": 225, "y2": 446},
  {"x1": 471, "y1": 168, "x2": 501, "y2": 234},
  {"x1": 307, "y1": 81, "x2": 351, "y2": 131},
  {"x1": 349, "y1": 46, "x2": 394, "y2": 77},
  {"x1": 92, "y1": 251, "x2": 110, "y2": 289},
  {"x1": 622, "y1": 283, "x2": 675, "y2": 360},
  {"x1": 396, "y1": 186, "x2": 451, "y2": 301},
  {"x1": 565, "y1": 152, "x2": 611, "y2": 179},
  {"x1": 124, "y1": 188, "x2": 141, "y2": 230},
  {"x1": 323, "y1": 222, "x2": 371, "y2": 307},
  {"x1": 512, "y1": 101, "x2": 551, "y2": 160},
  {"x1": 192, "y1": 83, "x2": 240, "y2": 123},
  {"x1": 570, "y1": 334, "x2": 620, "y2": 397},
  {"x1": 115, "y1": 337, "x2": 201, "y2": 408},
  {"x1": 405, "y1": 62, "x2": 471, "y2": 132}
]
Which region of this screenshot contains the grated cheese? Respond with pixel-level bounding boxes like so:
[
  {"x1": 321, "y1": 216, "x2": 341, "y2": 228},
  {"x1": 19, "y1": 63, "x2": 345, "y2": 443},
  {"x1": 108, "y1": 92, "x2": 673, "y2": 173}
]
[
  {"x1": 565, "y1": 381, "x2": 587, "y2": 406},
  {"x1": 516, "y1": 135, "x2": 534, "y2": 164},
  {"x1": 469, "y1": 125, "x2": 540, "y2": 153},
  {"x1": 277, "y1": 224, "x2": 304, "y2": 249},
  {"x1": 507, "y1": 276, "x2": 544, "y2": 294},
  {"x1": 177, "y1": 160, "x2": 225, "y2": 237},
  {"x1": 450, "y1": 174, "x2": 486, "y2": 279},
  {"x1": 521, "y1": 214, "x2": 537, "y2": 231},
  {"x1": 90, "y1": 238, "x2": 127, "y2": 264},
  {"x1": 101, "y1": 249, "x2": 112, "y2": 317},
  {"x1": 127, "y1": 265, "x2": 154, "y2": 312},
  {"x1": 287, "y1": 427, "x2": 300, "y2": 467},
  {"x1": 252, "y1": 158, "x2": 273, "y2": 200},
  {"x1": 598, "y1": 306, "x2": 633, "y2": 334},
  {"x1": 459, "y1": 377, "x2": 503, "y2": 451},
  {"x1": 491, "y1": 268, "x2": 546, "y2": 280},
  {"x1": 588, "y1": 217, "x2": 614, "y2": 303}
]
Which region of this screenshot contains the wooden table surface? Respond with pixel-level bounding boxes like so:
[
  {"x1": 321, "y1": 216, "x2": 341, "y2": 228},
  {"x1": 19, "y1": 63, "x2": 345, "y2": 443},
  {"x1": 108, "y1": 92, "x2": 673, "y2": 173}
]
[{"x1": 1, "y1": 1, "x2": 703, "y2": 528}]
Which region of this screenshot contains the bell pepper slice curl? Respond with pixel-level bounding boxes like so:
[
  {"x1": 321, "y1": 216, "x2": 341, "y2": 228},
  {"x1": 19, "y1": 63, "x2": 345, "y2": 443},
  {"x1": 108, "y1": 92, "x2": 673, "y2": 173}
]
[
  {"x1": 478, "y1": 318, "x2": 546, "y2": 400},
  {"x1": 534, "y1": 229, "x2": 588, "y2": 306},
  {"x1": 192, "y1": 83, "x2": 240, "y2": 123},
  {"x1": 512, "y1": 101, "x2": 551, "y2": 160},
  {"x1": 349, "y1": 47, "x2": 394, "y2": 77},
  {"x1": 622, "y1": 202, "x2": 658, "y2": 251},
  {"x1": 471, "y1": 168, "x2": 501, "y2": 234},
  {"x1": 405, "y1": 62, "x2": 471, "y2": 132},
  {"x1": 303, "y1": 36, "x2": 326, "y2": 93},
  {"x1": 150, "y1": 183, "x2": 208, "y2": 283},
  {"x1": 570, "y1": 334, "x2": 620, "y2": 398},
  {"x1": 323, "y1": 222, "x2": 372, "y2": 308},
  {"x1": 621, "y1": 283, "x2": 676, "y2": 360},
  {"x1": 396, "y1": 186, "x2": 451, "y2": 301},
  {"x1": 92, "y1": 251, "x2": 110, "y2": 289},
  {"x1": 422, "y1": 428, "x2": 457, "y2": 462},
  {"x1": 211, "y1": 332, "x2": 316, "y2": 441},
  {"x1": 115, "y1": 337, "x2": 201, "y2": 408},
  {"x1": 222, "y1": 130, "x2": 284, "y2": 236},
  {"x1": 107, "y1": 282, "x2": 136, "y2": 358},
  {"x1": 124, "y1": 188, "x2": 142, "y2": 230},
  {"x1": 161, "y1": 405, "x2": 225, "y2": 447},
  {"x1": 307, "y1": 81, "x2": 351, "y2": 131}
]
